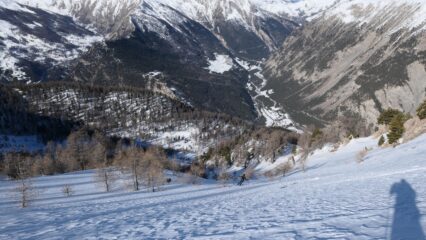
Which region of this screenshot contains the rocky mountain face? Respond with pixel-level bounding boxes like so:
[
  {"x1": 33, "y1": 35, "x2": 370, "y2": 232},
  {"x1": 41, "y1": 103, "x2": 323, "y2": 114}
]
[
  {"x1": 0, "y1": 2, "x2": 101, "y2": 81},
  {"x1": 263, "y1": 0, "x2": 426, "y2": 128},
  {"x1": 0, "y1": 0, "x2": 300, "y2": 124},
  {"x1": 141, "y1": 0, "x2": 298, "y2": 60},
  {"x1": 1, "y1": 0, "x2": 426, "y2": 130}
]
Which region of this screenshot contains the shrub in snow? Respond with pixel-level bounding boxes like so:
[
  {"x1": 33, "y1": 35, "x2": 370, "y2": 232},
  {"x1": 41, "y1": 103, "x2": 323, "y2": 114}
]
[
  {"x1": 278, "y1": 162, "x2": 293, "y2": 177},
  {"x1": 217, "y1": 169, "x2": 231, "y2": 186},
  {"x1": 14, "y1": 161, "x2": 37, "y2": 208},
  {"x1": 244, "y1": 166, "x2": 256, "y2": 180},
  {"x1": 62, "y1": 184, "x2": 74, "y2": 197},
  {"x1": 14, "y1": 179, "x2": 37, "y2": 208},
  {"x1": 356, "y1": 148, "x2": 369, "y2": 163},
  {"x1": 187, "y1": 161, "x2": 206, "y2": 184}
]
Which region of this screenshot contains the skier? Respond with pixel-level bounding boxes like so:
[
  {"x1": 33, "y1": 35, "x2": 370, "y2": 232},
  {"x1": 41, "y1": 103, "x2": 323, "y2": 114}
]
[{"x1": 238, "y1": 174, "x2": 247, "y2": 186}]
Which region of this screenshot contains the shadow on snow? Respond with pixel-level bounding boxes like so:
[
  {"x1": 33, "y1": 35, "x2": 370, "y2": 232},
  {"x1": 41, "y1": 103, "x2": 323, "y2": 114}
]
[{"x1": 390, "y1": 179, "x2": 425, "y2": 240}]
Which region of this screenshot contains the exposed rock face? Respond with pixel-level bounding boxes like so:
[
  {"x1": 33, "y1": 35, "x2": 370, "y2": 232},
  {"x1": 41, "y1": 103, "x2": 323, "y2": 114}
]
[
  {"x1": 264, "y1": 2, "x2": 426, "y2": 127},
  {"x1": 0, "y1": 0, "x2": 298, "y2": 121},
  {"x1": 54, "y1": 0, "x2": 140, "y2": 39},
  {"x1": 2, "y1": 0, "x2": 426, "y2": 128},
  {"x1": 137, "y1": 0, "x2": 298, "y2": 60},
  {"x1": 0, "y1": 5, "x2": 102, "y2": 81},
  {"x1": 18, "y1": 0, "x2": 141, "y2": 39}
]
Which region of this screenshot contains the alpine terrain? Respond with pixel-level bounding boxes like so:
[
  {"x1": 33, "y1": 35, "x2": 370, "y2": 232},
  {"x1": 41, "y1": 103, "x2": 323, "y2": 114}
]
[{"x1": 0, "y1": 0, "x2": 425, "y2": 239}]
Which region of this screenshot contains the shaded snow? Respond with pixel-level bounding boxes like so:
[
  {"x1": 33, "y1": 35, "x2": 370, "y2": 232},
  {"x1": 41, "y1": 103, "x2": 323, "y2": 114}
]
[{"x1": 0, "y1": 135, "x2": 44, "y2": 153}]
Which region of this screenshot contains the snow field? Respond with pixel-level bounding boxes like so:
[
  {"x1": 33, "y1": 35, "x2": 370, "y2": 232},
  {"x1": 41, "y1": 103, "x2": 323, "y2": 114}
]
[{"x1": 0, "y1": 134, "x2": 425, "y2": 239}]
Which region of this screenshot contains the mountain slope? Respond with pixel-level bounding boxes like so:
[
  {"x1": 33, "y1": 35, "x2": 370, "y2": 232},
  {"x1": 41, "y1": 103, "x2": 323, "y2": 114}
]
[
  {"x1": 2, "y1": 0, "x2": 426, "y2": 129},
  {"x1": 264, "y1": 0, "x2": 426, "y2": 127},
  {"x1": 0, "y1": 0, "x2": 302, "y2": 123},
  {"x1": 0, "y1": 3, "x2": 102, "y2": 81},
  {"x1": 1, "y1": 133, "x2": 425, "y2": 239}
]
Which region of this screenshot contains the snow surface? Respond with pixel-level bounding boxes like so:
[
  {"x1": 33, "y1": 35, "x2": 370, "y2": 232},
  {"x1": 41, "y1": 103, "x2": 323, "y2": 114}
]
[
  {"x1": 150, "y1": 126, "x2": 201, "y2": 152},
  {"x1": 1, "y1": 134, "x2": 425, "y2": 239},
  {"x1": 206, "y1": 54, "x2": 234, "y2": 74}
]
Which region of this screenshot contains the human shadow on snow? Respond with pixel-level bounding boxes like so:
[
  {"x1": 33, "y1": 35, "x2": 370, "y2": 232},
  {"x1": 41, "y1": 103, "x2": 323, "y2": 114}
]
[{"x1": 390, "y1": 179, "x2": 425, "y2": 240}]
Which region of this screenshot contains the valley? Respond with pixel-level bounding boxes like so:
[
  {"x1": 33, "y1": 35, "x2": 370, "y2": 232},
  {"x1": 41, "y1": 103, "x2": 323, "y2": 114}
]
[{"x1": 0, "y1": 1, "x2": 426, "y2": 239}]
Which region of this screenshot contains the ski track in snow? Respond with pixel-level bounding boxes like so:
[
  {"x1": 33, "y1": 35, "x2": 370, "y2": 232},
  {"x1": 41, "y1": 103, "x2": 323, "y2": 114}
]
[{"x1": 1, "y1": 135, "x2": 426, "y2": 239}]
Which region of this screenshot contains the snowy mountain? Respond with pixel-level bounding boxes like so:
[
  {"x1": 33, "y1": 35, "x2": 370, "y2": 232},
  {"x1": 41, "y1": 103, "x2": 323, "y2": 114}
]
[
  {"x1": 0, "y1": 0, "x2": 302, "y2": 126},
  {"x1": 13, "y1": 0, "x2": 139, "y2": 38},
  {"x1": 1, "y1": 0, "x2": 426, "y2": 129},
  {"x1": 2, "y1": 2, "x2": 426, "y2": 238},
  {"x1": 263, "y1": 0, "x2": 426, "y2": 127}
]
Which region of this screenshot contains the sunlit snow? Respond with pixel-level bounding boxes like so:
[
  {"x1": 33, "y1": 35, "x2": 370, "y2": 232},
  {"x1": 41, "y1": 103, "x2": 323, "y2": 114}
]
[
  {"x1": 1, "y1": 134, "x2": 425, "y2": 239},
  {"x1": 206, "y1": 54, "x2": 234, "y2": 74}
]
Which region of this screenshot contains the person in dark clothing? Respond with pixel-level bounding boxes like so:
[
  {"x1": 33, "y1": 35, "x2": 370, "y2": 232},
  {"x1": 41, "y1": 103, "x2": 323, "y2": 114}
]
[{"x1": 238, "y1": 174, "x2": 247, "y2": 186}]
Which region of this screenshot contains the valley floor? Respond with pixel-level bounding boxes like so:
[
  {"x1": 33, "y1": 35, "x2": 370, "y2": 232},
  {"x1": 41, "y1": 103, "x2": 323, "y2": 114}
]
[{"x1": 1, "y1": 135, "x2": 426, "y2": 239}]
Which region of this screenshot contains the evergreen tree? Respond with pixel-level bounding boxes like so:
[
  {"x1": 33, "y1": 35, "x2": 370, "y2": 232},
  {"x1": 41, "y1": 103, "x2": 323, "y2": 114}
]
[
  {"x1": 378, "y1": 109, "x2": 404, "y2": 125},
  {"x1": 378, "y1": 135, "x2": 385, "y2": 146},
  {"x1": 417, "y1": 99, "x2": 426, "y2": 120},
  {"x1": 387, "y1": 115, "x2": 405, "y2": 144}
]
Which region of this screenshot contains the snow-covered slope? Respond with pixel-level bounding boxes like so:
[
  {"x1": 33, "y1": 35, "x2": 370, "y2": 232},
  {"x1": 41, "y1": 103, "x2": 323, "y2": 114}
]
[
  {"x1": 1, "y1": 134, "x2": 425, "y2": 239},
  {"x1": 326, "y1": 0, "x2": 426, "y2": 31},
  {"x1": 0, "y1": 3, "x2": 103, "y2": 80}
]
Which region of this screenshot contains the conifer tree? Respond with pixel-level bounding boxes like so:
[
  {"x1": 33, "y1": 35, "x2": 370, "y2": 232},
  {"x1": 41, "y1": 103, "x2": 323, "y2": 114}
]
[
  {"x1": 378, "y1": 109, "x2": 404, "y2": 125},
  {"x1": 417, "y1": 99, "x2": 426, "y2": 120},
  {"x1": 388, "y1": 115, "x2": 405, "y2": 144}
]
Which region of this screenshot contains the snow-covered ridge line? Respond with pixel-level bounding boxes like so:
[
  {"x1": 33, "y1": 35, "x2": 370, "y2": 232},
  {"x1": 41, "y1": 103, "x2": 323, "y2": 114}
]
[
  {"x1": 143, "y1": 0, "x2": 426, "y2": 30},
  {"x1": 4, "y1": 0, "x2": 426, "y2": 36},
  {"x1": 325, "y1": 0, "x2": 426, "y2": 32}
]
